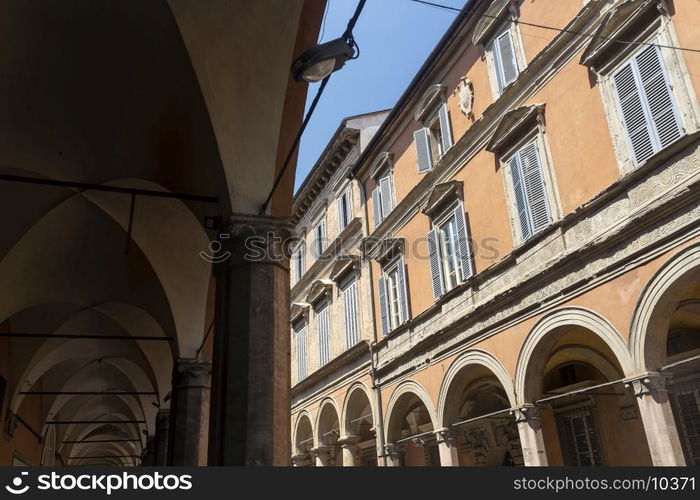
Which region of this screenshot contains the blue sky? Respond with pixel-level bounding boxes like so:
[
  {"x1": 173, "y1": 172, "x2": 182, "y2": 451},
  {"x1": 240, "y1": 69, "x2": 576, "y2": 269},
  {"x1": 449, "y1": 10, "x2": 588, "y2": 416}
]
[{"x1": 295, "y1": 0, "x2": 466, "y2": 191}]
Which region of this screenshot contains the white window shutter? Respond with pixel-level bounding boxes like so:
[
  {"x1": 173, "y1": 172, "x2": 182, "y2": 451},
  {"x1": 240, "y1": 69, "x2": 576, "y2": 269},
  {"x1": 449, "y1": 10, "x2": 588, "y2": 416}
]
[
  {"x1": 344, "y1": 187, "x2": 353, "y2": 221},
  {"x1": 378, "y1": 275, "x2": 390, "y2": 335},
  {"x1": 414, "y1": 127, "x2": 433, "y2": 173},
  {"x1": 372, "y1": 187, "x2": 383, "y2": 227},
  {"x1": 379, "y1": 174, "x2": 394, "y2": 218},
  {"x1": 296, "y1": 323, "x2": 307, "y2": 382},
  {"x1": 453, "y1": 203, "x2": 474, "y2": 281},
  {"x1": 496, "y1": 29, "x2": 518, "y2": 90},
  {"x1": 317, "y1": 304, "x2": 331, "y2": 366},
  {"x1": 613, "y1": 61, "x2": 656, "y2": 165},
  {"x1": 427, "y1": 228, "x2": 445, "y2": 300},
  {"x1": 509, "y1": 154, "x2": 532, "y2": 240},
  {"x1": 438, "y1": 103, "x2": 453, "y2": 153},
  {"x1": 397, "y1": 257, "x2": 410, "y2": 324},
  {"x1": 636, "y1": 44, "x2": 682, "y2": 149},
  {"x1": 337, "y1": 196, "x2": 344, "y2": 231},
  {"x1": 299, "y1": 243, "x2": 305, "y2": 277},
  {"x1": 343, "y1": 280, "x2": 359, "y2": 348},
  {"x1": 519, "y1": 142, "x2": 551, "y2": 235}
]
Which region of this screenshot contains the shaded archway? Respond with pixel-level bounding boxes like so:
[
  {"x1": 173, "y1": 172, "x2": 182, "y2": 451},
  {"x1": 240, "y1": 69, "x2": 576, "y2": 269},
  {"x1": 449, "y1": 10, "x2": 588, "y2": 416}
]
[
  {"x1": 385, "y1": 381, "x2": 439, "y2": 466},
  {"x1": 315, "y1": 399, "x2": 342, "y2": 466},
  {"x1": 438, "y1": 350, "x2": 522, "y2": 466},
  {"x1": 630, "y1": 244, "x2": 700, "y2": 465},
  {"x1": 292, "y1": 412, "x2": 314, "y2": 467},
  {"x1": 341, "y1": 383, "x2": 376, "y2": 466},
  {"x1": 516, "y1": 308, "x2": 650, "y2": 466}
]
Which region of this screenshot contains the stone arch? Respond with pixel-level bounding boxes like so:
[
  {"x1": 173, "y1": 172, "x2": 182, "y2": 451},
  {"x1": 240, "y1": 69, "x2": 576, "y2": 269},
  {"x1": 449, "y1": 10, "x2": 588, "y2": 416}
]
[
  {"x1": 437, "y1": 349, "x2": 516, "y2": 428},
  {"x1": 340, "y1": 382, "x2": 375, "y2": 438},
  {"x1": 384, "y1": 380, "x2": 438, "y2": 442},
  {"x1": 515, "y1": 307, "x2": 633, "y2": 404},
  {"x1": 629, "y1": 243, "x2": 700, "y2": 372}
]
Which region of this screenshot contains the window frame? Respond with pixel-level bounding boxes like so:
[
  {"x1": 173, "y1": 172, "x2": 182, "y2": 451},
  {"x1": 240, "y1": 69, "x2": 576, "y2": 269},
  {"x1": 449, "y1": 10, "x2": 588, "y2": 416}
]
[
  {"x1": 378, "y1": 254, "x2": 410, "y2": 335},
  {"x1": 315, "y1": 299, "x2": 331, "y2": 367},
  {"x1": 337, "y1": 185, "x2": 353, "y2": 232},
  {"x1": 433, "y1": 203, "x2": 465, "y2": 291},
  {"x1": 340, "y1": 275, "x2": 361, "y2": 349},
  {"x1": 595, "y1": 21, "x2": 699, "y2": 174},
  {"x1": 293, "y1": 319, "x2": 307, "y2": 383},
  {"x1": 500, "y1": 131, "x2": 561, "y2": 246},
  {"x1": 372, "y1": 166, "x2": 396, "y2": 229},
  {"x1": 484, "y1": 20, "x2": 527, "y2": 99},
  {"x1": 312, "y1": 213, "x2": 327, "y2": 258}
]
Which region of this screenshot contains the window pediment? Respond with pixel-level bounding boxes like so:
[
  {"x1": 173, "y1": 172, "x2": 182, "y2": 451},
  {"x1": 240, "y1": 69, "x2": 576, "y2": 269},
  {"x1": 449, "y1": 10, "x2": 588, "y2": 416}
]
[
  {"x1": 363, "y1": 237, "x2": 405, "y2": 265},
  {"x1": 307, "y1": 279, "x2": 334, "y2": 305},
  {"x1": 486, "y1": 103, "x2": 546, "y2": 153},
  {"x1": 472, "y1": 0, "x2": 518, "y2": 46},
  {"x1": 290, "y1": 302, "x2": 311, "y2": 323},
  {"x1": 413, "y1": 84, "x2": 447, "y2": 122},
  {"x1": 579, "y1": 0, "x2": 662, "y2": 68},
  {"x1": 329, "y1": 254, "x2": 361, "y2": 283},
  {"x1": 370, "y1": 152, "x2": 394, "y2": 179},
  {"x1": 422, "y1": 181, "x2": 464, "y2": 218}
]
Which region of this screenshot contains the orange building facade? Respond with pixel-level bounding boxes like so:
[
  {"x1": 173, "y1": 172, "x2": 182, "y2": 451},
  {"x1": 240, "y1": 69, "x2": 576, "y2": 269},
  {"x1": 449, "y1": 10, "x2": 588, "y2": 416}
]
[{"x1": 291, "y1": 0, "x2": 700, "y2": 467}]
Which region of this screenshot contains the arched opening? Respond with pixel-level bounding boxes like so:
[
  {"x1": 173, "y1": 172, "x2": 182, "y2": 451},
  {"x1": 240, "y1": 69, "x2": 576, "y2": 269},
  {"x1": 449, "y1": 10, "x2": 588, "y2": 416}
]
[
  {"x1": 386, "y1": 390, "x2": 438, "y2": 466},
  {"x1": 292, "y1": 414, "x2": 314, "y2": 467},
  {"x1": 343, "y1": 385, "x2": 376, "y2": 466},
  {"x1": 521, "y1": 318, "x2": 651, "y2": 466},
  {"x1": 631, "y1": 246, "x2": 700, "y2": 466},
  {"x1": 440, "y1": 359, "x2": 522, "y2": 466},
  {"x1": 315, "y1": 401, "x2": 342, "y2": 466}
]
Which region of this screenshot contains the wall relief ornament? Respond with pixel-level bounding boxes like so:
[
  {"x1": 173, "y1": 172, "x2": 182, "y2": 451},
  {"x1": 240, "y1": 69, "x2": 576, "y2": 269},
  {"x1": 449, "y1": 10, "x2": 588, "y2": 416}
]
[{"x1": 455, "y1": 77, "x2": 474, "y2": 117}]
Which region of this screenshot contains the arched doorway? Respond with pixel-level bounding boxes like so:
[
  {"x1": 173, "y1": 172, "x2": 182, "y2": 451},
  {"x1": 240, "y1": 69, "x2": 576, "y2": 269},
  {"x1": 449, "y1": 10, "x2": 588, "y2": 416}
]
[
  {"x1": 438, "y1": 352, "x2": 522, "y2": 466},
  {"x1": 292, "y1": 414, "x2": 314, "y2": 467},
  {"x1": 342, "y1": 384, "x2": 376, "y2": 466},
  {"x1": 315, "y1": 400, "x2": 342, "y2": 466},
  {"x1": 631, "y1": 244, "x2": 700, "y2": 465},
  {"x1": 385, "y1": 383, "x2": 439, "y2": 466},
  {"x1": 517, "y1": 308, "x2": 650, "y2": 466}
]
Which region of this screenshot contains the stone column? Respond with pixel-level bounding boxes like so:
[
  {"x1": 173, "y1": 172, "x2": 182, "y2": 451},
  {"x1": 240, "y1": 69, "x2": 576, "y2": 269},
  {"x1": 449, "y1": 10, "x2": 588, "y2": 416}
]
[
  {"x1": 384, "y1": 443, "x2": 402, "y2": 467},
  {"x1": 513, "y1": 405, "x2": 548, "y2": 466},
  {"x1": 291, "y1": 453, "x2": 312, "y2": 467},
  {"x1": 168, "y1": 358, "x2": 212, "y2": 465},
  {"x1": 627, "y1": 373, "x2": 686, "y2": 466},
  {"x1": 338, "y1": 435, "x2": 359, "y2": 466},
  {"x1": 434, "y1": 428, "x2": 460, "y2": 466},
  {"x1": 141, "y1": 436, "x2": 155, "y2": 466},
  {"x1": 311, "y1": 446, "x2": 331, "y2": 466},
  {"x1": 154, "y1": 409, "x2": 170, "y2": 466},
  {"x1": 208, "y1": 214, "x2": 293, "y2": 466}
]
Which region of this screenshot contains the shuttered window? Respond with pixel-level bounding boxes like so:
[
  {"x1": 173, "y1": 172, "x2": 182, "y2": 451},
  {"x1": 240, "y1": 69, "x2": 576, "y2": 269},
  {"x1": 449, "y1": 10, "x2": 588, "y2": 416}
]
[
  {"x1": 508, "y1": 140, "x2": 552, "y2": 241},
  {"x1": 492, "y1": 26, "x2": 519, "y2": 94},
  {"x1": 378, "y1": 257, "x2": 410, "y2": 335},
  {"x1": 612, "y1": 41, "x2": 683, "y2": 166},
  {"x1": 317, "y1": 302, "x2": 331, "y2": 366},
  {"x1": 372, "y1": 170, "x2": 395, "y2": 228},
  {"x1": 294, "y1": 321, "x2": 307, "y2": 383},
  {"x1": 555, "y1": 407, "x2": 605, "y2": 466},
  {"x1": 313, "y1": 217, "x2": 326, "y2": 257},
  {"x1": 342, "y1": 279, "x2": 360, "y2": 349},
  {"x1": 415, "y1": 103, "x2": 453, "y2": 173},
  {"x1": 337, "y1": 186, "x2": 353, "y2": 232},
  {"x1": 427, "y1": 202, "x2": 474, "y2": 300},
  {"x1": 292, "y1": 244, "x2": 305, "y2": 284}
]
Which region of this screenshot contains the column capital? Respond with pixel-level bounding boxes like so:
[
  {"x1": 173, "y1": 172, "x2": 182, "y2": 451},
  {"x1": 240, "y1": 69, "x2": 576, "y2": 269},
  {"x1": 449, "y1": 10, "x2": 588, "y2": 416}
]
[
  {"x1": 291, "y1": 453, "x2": 312, "y2": 467},
  {"x1": 511, "y1": 404, "x2": 543, "y2": 423},
  {"x1": 174, "y1": 358, "x2": 212, "y2": 387},
  {"x1": 433, "y1": 427, "x2": 457, "y2": 444},
  {"x1": 624, "y1": 372, "x2": 671, "y2": 397},
  {"x1": 310, "y1": 446, "x2": 330, "y2": 458},
  {"x1": 338, "y1": 435, "x2": 360, "y2": 448},
  {"x1": 215, "y1": 213, "x2": 295, "y2": 271}
]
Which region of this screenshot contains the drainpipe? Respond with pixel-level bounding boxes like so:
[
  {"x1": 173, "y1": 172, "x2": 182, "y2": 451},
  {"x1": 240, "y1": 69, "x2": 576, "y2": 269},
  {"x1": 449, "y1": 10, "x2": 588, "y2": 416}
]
[{"x1": 352, "y1": 170, "x2": 387, "y2": 466}]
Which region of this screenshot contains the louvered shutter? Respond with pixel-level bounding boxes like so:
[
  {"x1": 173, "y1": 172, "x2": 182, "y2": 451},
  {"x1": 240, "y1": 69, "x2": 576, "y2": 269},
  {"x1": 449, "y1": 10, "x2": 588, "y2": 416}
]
[
  {"x1": 372, "y1": 187, "x2": 383, "y2": 227},
  {"x1": 636, "y1": 43, "x2": 682, "y2": 150},
  {"x1": 317, "y1": 304, "x2": 330, "y2": 366},
  {"x1": 414, "y1": 128, "x2": 433, "y2": 173},
  {"x1": 296, "y1": 323, "x2": 307, "y2": 382},
  {"x1": 337, "y1": 195, "x2": 344, "y2": 232},
  {"x1": 438, "y1": 103, "x2": 453, "y2": 153},
  {"x1": 427, "y1": 228, "x2": 445, "y2": 300},
  {"x1": 396, "y1": 257, "x2": 410, "y2": 324},
  {"x1": 453, "y1": 203, "x2": 474, "y2": 281},
  {"x1": 613, "y1": 62, "x2": 656, "y2": 165},
  {"x1": 343, "y1": 280, "x2": 359, "y2": 348},
  {"x1": 378, "y1": 275, "x2": 390, "y2": 335},
  {"x1": 519, "y1": 142, "x2": 551, "y2": 235},
  {"x1": 509, "y1": 154, "x2": 532, "y2": 240},
  {"x1": 344, "y1": 187, "x2": 353, "y2": 221},
  {"x1": 496, "y1": 28, "x2": 518, "y2": 92},
  {"x1": 379, "y1": 174, "x2": 394, "y2": 218}
]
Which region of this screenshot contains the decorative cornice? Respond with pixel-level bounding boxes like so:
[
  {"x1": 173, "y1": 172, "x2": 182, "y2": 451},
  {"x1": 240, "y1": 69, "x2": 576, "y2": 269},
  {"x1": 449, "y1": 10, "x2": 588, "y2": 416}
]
[
  {"x1": 307, "y1": 279, "x2": 334, "y2": 306},
  {"x1": 329, "y1": 254, "x2": 361, "y2": 283},
  {"x1": 472, "y1": 0, "x2": 519, "y2": 46},
  {"x1": 422, "y1": 180, "x2": 464, "y2": 217},
  {"x1": 413, "y1": 83, "x2": 447, "y2": 122}
]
